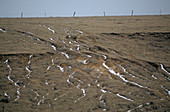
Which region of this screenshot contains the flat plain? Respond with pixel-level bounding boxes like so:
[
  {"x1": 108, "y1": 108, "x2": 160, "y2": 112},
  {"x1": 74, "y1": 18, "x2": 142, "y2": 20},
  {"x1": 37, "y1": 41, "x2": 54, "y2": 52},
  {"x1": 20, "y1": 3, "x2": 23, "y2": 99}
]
[{"x1": 0, "y1": 15, "x2": 170, "y2": 112}]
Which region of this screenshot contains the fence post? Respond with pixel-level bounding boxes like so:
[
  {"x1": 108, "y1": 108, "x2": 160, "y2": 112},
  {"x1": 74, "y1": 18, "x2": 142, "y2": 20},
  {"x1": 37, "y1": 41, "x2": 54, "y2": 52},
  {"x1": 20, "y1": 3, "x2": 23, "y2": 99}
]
[
  {"x1": 21, "y1": 12, "x2": 23, "y2": 18},
  {"x1": 160, "y1": 10, "x2": 161, "y2": 15},
  {"x1": 131, "y1": 10, "x2": 134, "y2": 16},
  {"x1": 73, "y1": 12, "x2": 76, "y2": 17}
]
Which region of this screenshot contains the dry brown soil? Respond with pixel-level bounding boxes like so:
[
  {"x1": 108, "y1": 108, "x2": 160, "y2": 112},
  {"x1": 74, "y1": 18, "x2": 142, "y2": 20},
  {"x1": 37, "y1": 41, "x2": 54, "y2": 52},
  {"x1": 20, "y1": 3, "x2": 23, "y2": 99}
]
[{"x1": 0, "y1": 15, "x2": 170, "y2": 112}]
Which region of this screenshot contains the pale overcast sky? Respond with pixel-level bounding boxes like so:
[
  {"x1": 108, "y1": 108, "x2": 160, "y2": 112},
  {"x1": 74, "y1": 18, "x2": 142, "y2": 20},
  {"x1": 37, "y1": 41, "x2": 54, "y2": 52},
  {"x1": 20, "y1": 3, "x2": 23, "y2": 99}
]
[{"x1": 0, "y1": 0, "x2": 170, "y2": 17}]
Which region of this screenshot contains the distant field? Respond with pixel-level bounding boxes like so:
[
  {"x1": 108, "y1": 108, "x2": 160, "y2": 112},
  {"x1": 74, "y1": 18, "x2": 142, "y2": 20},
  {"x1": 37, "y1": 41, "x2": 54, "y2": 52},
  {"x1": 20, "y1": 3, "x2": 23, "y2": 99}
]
[{"x1": 0, "y1": 15, "x2": 170, "y2": 112}]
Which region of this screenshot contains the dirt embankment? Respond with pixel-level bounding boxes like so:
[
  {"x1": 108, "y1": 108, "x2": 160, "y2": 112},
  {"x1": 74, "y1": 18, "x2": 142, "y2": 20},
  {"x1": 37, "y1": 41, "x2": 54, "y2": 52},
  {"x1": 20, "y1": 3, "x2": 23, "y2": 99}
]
[{"x1": 0, "y1": 15, "x2": 170, "y2": 112}]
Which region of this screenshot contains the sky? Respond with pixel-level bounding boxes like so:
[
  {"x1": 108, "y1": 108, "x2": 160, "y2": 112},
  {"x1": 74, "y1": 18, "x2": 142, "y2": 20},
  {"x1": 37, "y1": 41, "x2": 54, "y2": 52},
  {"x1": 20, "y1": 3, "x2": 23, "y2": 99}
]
[{"x1": 0, "y1": 0, "x2": 170, "y2": 17}]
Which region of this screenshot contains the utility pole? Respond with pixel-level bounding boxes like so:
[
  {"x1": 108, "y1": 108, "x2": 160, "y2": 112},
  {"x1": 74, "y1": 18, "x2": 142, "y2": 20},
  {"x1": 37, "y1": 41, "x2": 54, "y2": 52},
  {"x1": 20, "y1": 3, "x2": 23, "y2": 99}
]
[
  {"x1": 21, "y1": 12, "x2": 23, "y2": 18},
  {"x1": 131, "y1": 10, "x2": 134, "y2": 16},
  {"x1": 73, "y1": 12, "x2": 76, "y2": 17},
  {"x1": 103, "y1": 11, "x2": 105, "y2": 16},
  {"x1": 45, "y1": 12, "x2": 46, "y2": 17}
]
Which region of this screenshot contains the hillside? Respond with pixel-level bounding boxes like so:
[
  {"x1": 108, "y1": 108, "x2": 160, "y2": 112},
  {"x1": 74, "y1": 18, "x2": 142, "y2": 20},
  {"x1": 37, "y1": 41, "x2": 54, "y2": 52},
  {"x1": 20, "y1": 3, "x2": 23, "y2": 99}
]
[{"x1": 0, "y1": 15, "x2": 170, "y2": 112}]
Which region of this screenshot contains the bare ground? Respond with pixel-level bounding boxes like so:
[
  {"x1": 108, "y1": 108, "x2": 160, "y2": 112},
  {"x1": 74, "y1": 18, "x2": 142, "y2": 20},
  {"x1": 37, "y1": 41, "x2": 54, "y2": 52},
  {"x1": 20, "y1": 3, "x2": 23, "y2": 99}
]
[{"x1": 0, "y1": 15, "x2": 170, "y2": 112}]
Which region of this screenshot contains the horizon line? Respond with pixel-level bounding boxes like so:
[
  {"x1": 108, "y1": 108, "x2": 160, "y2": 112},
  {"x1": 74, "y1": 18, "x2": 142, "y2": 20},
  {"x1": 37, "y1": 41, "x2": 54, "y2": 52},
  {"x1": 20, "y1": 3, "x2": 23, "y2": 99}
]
[{"x1": 0, "y1": 14, "x2": 170, "y2": 19}]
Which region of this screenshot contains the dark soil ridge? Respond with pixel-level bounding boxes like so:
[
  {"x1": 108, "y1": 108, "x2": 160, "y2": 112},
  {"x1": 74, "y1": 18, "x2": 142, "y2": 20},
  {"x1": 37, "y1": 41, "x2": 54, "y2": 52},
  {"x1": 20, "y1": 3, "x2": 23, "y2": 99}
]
[{"x1": 101, "y1": 32, "x2": 170, "y2": 39}]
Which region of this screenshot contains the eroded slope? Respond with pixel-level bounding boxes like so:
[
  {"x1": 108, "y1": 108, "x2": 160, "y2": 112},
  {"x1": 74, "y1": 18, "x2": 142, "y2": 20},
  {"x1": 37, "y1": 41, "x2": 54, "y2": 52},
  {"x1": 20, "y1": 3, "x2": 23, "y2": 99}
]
[{"x1": 0, "y1": 16, "x2": 170, "y2": 112}]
